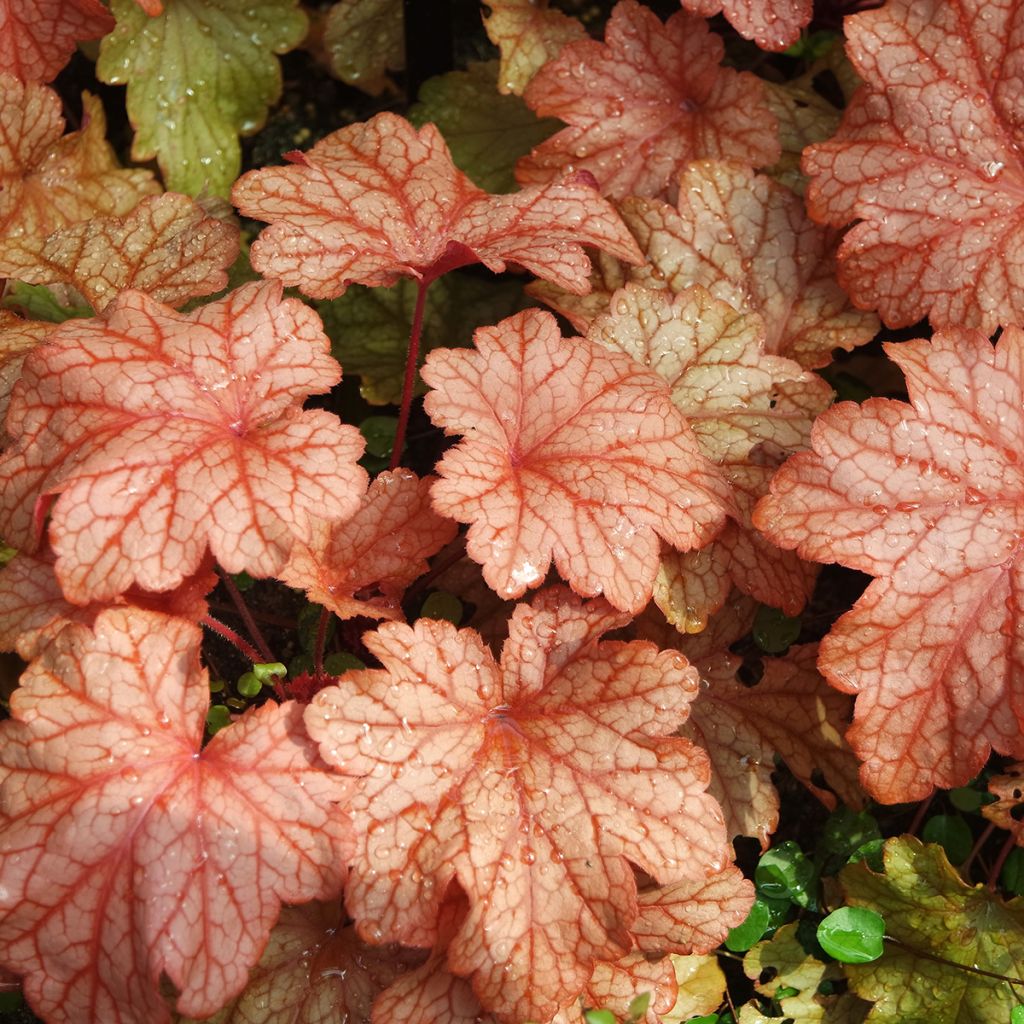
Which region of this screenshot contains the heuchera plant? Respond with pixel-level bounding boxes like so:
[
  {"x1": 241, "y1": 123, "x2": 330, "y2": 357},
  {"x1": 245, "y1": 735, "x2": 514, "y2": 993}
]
[{"x1": 5, "y1": 0, "x2": 1024, "y2": 1022}]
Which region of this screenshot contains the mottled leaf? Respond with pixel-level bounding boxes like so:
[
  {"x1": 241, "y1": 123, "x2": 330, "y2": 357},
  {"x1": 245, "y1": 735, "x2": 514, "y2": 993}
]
[
  {"x1": 983, "y1": 764, "x2": 1024, "y2": 844},
  {"x1": 96, "y1": 0, "x2": 307, "y2": 197},
  {"x1": 0, "y1": 0, "x2": 113, "y2": 82},
  {"x1": 661, "y1": 954, "x2": 728, "y2": 1024},
  {"x1": 0, "y1": 280, "x2": 367, "y2": 603},
  {"x1": 0, "y1": 75, "x2": 159, "y2": 278},
  {"x1": 0, "y1": 609, "x2": 352, "y2": 1024},
  {"x1": 755, "y1": 327, "x2": 1024, "y2": 802},
  {"x1": 803, "y1": 0, "x2": 1024, "y2": 332},
  {"x1": 281, "y1": 469, "x2": 457, "y2": 621},
  {"x1": 317, "y1": 272, "x2": 523, "y2": 406},
  {"x1": 410, "y1": 61, "x2": 559, "y2": 194},
  {"x1": 622, "y1": 160, "x2": 878, "y2": 369},
  {"x1": 681, "y1": 0, "x2": 811, "y2": 52},
  {"x1": 14, "y1": 193, "x2": 240, "y2": 312},
  {"x1": 305, "y1": 589, "x2": 728, "y2": 1023},
  {"x1": 482, "y1": 0, "x2": 586, "y2": 96},
  {"x1": 516, "y1": 0, "x2": 779, "y2": 200},
  {"x1": 0, "y1": 312, "x2": 50, "y2": 432},
  {"x1": 322, "y1": 0, "x2": 403, "y2": 96},
  {"x1": 422, "y1": 308, "x2": 732, "y2": 614},
  {"x1": 840, "y1": 837, "x2": 1024, "y2": 1022},
  {"x1": 233, "y1": 111, "x2": 642, "y2": 300}
]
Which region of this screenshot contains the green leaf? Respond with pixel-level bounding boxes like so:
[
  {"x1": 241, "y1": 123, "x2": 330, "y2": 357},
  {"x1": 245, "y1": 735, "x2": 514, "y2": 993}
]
[
  {"x1": 725, "y1": 898, "x2": 772, "y2": 952},
  {"x1": 626, "y1": 992, "x2": 650, "y2": 1021},
  {"x1": 409, "y1": 61, "x2": 560, "y2": 193},
  {"x1": 2, "y1": 282, "x2": 93, "y2": 322},
  {"x1": 359, "y1": 415, "x2": 399, "y2": 458},
  {"x1": 840, "y1": 836, "x2": 1024, "y2": 1022},
  {"x1": 755, "y1": 841, "x2": 817, "y2": 908},
  {"x1": 322, "y1": 0, "x2": 403, "y2": 95},
  {"x1": 817, "y1": 906, "x2": 885, "y2": 963},
  {"x1": 584, "y1": 1010, "x2": 617, "y2": 1024},
  {"x1": 251, "y1": 662, "x2": 286, "y2": 684},
  {"x1": 318, "y1": 273, "x2": 523, "y2": 406},
  {"x1": 949, "y1": 785, "x2": 996, "y2": 813},
  {"x1": 236, "y1": 671, "x2": 262, "y2": 697},
  {"x1": 921, "y1": 814, "x2": 974, "y2": 864},
  {"x1": 1011, "y1": 1005, "x2": 1024, "y2": 1024},
  {"x1": 205, "y1": 704, "x2": 232, "y2": 734},
  {"x1": 420, "y1": 590, "x2": 463, "y2": 626},
  {"x1": 752, "y1": 605, "x2": 801, "y2": 653},
  {"x1": 323, "y1": 651, "x2": 365, "y2": 675},
  {"x1": 97, "y1": 0, "x2": 306, "y2": 197}
]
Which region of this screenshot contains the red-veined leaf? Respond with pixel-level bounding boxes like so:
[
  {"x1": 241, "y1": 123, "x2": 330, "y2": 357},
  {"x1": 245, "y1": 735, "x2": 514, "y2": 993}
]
[
  {"x1": 0, "y1": 609, "x2": 352, "y2": 1024},
  {"x1": 680, "y1": 0, "x2": 811, "y2": 52},
  {"x1": 803, "y1": 0, "x2": 1024, "y2": 332},
  {"x1": 280, "y1": 469, "x2": 457, "y2": 621},
  {"x1": 14, "y1": 193, "x2": 240, "y2": 313},
  {"x1": 0, "y1": 75, "x2": 159, "y2": 278},
  {"x1": 482, "y1": 0, "x2": 586, "y2": 96},
  {"x1": 232, "y1": 111, "x2": 642, "y2": 300},
  {"x1": 0, "y1": 280, "x2": 367, "y2": 603},
  {"x1": 516, "y1": 1, "x2": 779, "y2": 200},
  {"x1": 0, "y1": 312, "x2": 50, "y2": 433},
  {"x1": 755, "y1": 327, "x2": 1024, "y2": 802},
  {"x1": 305, "y1": 588, "x2": 728, "y2": 1023},
  {"x1": 0, "y1": 0, "x2": 113, "y2": 82},
  {"x1": 422, "y1": 308, "x2": 732, "y2": 614}
]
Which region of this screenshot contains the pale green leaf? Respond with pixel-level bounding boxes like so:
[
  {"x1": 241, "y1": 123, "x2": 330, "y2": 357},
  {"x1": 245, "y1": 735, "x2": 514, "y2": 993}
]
[
  {"x1": 97, "y1": 0, "x2": 307, "y2": 197},
  {"x1": 322, "y1": 0, "x2": 403, "y2": 96}
]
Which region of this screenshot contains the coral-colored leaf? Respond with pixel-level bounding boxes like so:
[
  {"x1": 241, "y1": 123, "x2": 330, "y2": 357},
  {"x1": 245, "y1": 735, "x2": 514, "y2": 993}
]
[
  {"x1": 982, "y1": 764, "x2": 1024, "y2": 844},
  {"x1": 281, "y1": 469, "x2": 457, "y2": 621},
  {"x1": 482, "y1": 0, "x2": 587, "y2": 96},
  {"x1": 305, "y1": 588, "x2": 728, "y2": 1023},
  {"x1": 0, "y1": 545, "x2": 217, "y2": 658},
  {"x1": 516, "y1": 1, "x2": 779, "y2": 200},
  {"x1": 621, "y1": 161, "x2": 878, "y2": 369},
  {"x1": 422, "y1": 308, "x2": 732, "y2": 613},
  {"x1": 233, "y1": 111, "x2": 642, "y2": 300},
  {"x1": 96, "y1": 0, "x2": 307, "y2": 198},
  {"x1": 0, "y1": 280, "x2": 367, "y2": 603},
  {"x1": 0, "y1": 75, "x2": 160, "y2": 278},
  {"x1": 587, "y1": 285, "x2": 829, "y2": 623},
  {"x1": 0, "y1": 0, "x2": 113, "y2": 83},
  {"x1": 755, "y1": 327, "x2": 1024, "y2": 802},
  {"x1": 14, "y1": 193, "x2": 240, "y2": 313},
  {"x1": 179, "y1": 901, "x2": 424, "y2": 1024},
  {"x1": 681, "y1": 0, "x2": 811, "y2": 52},
  {"x1": 0, "y1": 609, "x2": 352, "y2": 1024},
  {"x1": 322, "y1": 0, "x2": 404, "y2": 96},
  {"x1": 0, "y1": 312, "x2": 50, "y2": 432},
  {"x1": 803, "y1": 0, "x2": 1024, "y2": 332}
]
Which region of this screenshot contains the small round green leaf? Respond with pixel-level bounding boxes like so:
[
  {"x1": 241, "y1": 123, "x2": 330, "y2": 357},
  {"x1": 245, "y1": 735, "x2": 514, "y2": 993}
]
[
  {"x1": 420, "y1": 590, "x2": 463, "y2": 625},
  {"x1": 753, "y1": 605, "x2": 801, "y2": 653},
  {"x1": 1001, "y1": 848, "x2": 1024, "y2": 896},
  {"x1": 206, "y1": 705, "x2": 232, "y2": 735},
  {"x1": 725, "y1": 898, "x2": 772, "y2": 952},
  {"x1": 817, "y1": 906, "x2": 885, "y2": 963},
  {"x1": 236, "y1": 672, "x2": 262, "y2": 697},
  {"x1": 755, "y1": 840, "x2": 816, "y2": 907},
  {"x1": 584, "y1": 1010, "x2": 617, "y2": 1024},
  {"x1": 359, "y1": 415, "x2": 399, "y2": 458},
  {"x1": 921, "y1": 814, "x2": 973, "y2": 864}
]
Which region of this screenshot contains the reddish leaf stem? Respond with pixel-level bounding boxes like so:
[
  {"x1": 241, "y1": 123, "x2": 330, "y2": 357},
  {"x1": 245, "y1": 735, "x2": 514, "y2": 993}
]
[
  {"x1": 201, "y1": 614, "x2": 264, "y2": 665},
  {"x1": 989, "y1": 831, "x2": 1018, "y2": 892},
  {"x1": 219, "y1": 568, "x2": 275, "y2": 663},
  {"x1": 907, "y1": 793, "x2": 934, "y2": 837},
  {"x1": 313, "y1": 606, "x2": 332, "y2": 679},
  {"x1": 962, "y1": 820, "x2": 996, "y2": 876},
  {"x1": 390, "y1": 276, "x2": 431, "y2": 470}
]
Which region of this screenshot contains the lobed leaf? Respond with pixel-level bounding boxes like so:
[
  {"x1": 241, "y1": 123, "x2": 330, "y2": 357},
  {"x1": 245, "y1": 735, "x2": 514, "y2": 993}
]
[
  {"x1": 516, "y1": 0, "x2": 779, "y2": 200},
  {"x1": 0, "y1": 312, "x2": 50, "y2": 433},
  {"x1": 422, "y1": 308, "x2": 732, "y2": 614},
  {"x1": 680, "y1": 0, "x2": 811, "y2": 52},
  {"x1": 0, "y1": 609, "x2": 352, "y2": 1024},
  {"x1": 0, "y1": 280, "x2": 367, "y2": 603},
  {"x1": 755, "y1": 327, "x2": 1024, "y2": 802},
  {"x1": 322, "y1": 0, "x2": 403, "y2": 96},
  {"x1": 0, "y1": 0, "x2": 113, "y2": 82},
  {"x1": 233, "y1": 111, "x2": 642, "y2": 300},
  {"x1": 280, "y1": 469, "x2": 457, "y2": 622},
  {"x1": 305, "y1": 588, "x2": 728, "y2": 1022},
  {"x1": 803, "y1": 0, "x2": 1024, "y2": 332},
  {"x1": 96, "y1": 0, "x2": 307, "y2": 197}
]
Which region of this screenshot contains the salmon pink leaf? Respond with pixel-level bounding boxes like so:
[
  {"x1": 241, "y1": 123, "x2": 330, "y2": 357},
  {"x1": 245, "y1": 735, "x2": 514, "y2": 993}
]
[
  {"x1": 232, "y1": 111, "x2": 642, "y2": 300},
  {"x1": 482, "y1": 0, "x2": 586, "y2": 96},
  {"x1": 755, "y1": 327, "x2": 1024, "y2": 802},
  {"x1": 0, "y1": 280, "x2": 367, "y2": 603},
  {"x1": 0, "y1": 0, "x2": 113, "y2": 82},
  {"x1": 621, "y1": 161, "x2": 878, "y2": 369},
  {"x1": 0, "y1": 312, "x2": 50, "y2": 433},
  {"x1": 803, "y1": 0, "x2": 1024, "y2": 332},
  {"x1": 179, "y1": 901, "x2": 424, "y2": 1024},
  {"x1": 280, "y1": 469, "x2": 457, "y2": 622},
  {"x1": 0, "y1": 609, "x2": 352, "y2": 1024},
  {"x1": 421, "y1": 308, "x2": 732, "y2": 614},
  {"x1": 515, "y1": 1, "x2": 779, "y2": 200},
  {"x1": 680, "y1": 0, "x2": 811, "y2": 52},
  {"x1": 0, "y1": 75, "x2": 160, "y2": 279},
  {"x1": 14, "y1": 193, "x2": 240, "y2": 313},
  {"x1": 305, "y1": 588, "x2": 729, "y2": 1023}
]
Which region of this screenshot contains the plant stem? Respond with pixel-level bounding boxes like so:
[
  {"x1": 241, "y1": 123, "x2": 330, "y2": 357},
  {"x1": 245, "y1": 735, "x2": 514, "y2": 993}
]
[
  {"x1": 391, "y1": 277, "x2": 430, "y2": 470},
  {"x1": 908, "y1": 793, "x2": 934, "y2": 836},
  {"x1": 219, "y1": 568, "x2": 275, "y2": 663},
  {"x1": 201, "y1": 614, "x2": 264, "y2": 665},
  {"x1": 962, "y1": 820, "x2": 996, "y2": 876},
  {"x1": 313, "y1": 607, "x2": 332, "y2": 679},
  {"x1": 989, "y1": 831, "x2": 1018, "y2": 892},
  {"x1": 885, "y1": 935, "x2": 1024, "y2": 987}
]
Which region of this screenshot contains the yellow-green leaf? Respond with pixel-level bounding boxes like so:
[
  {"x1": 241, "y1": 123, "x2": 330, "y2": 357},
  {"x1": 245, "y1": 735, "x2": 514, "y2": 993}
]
[
  {"x1": 322, "y1": 0, "x2": 403, "y2": 96},
  {"x1": 97, "y1": 0, "x2": 307, "y2": 197}
]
